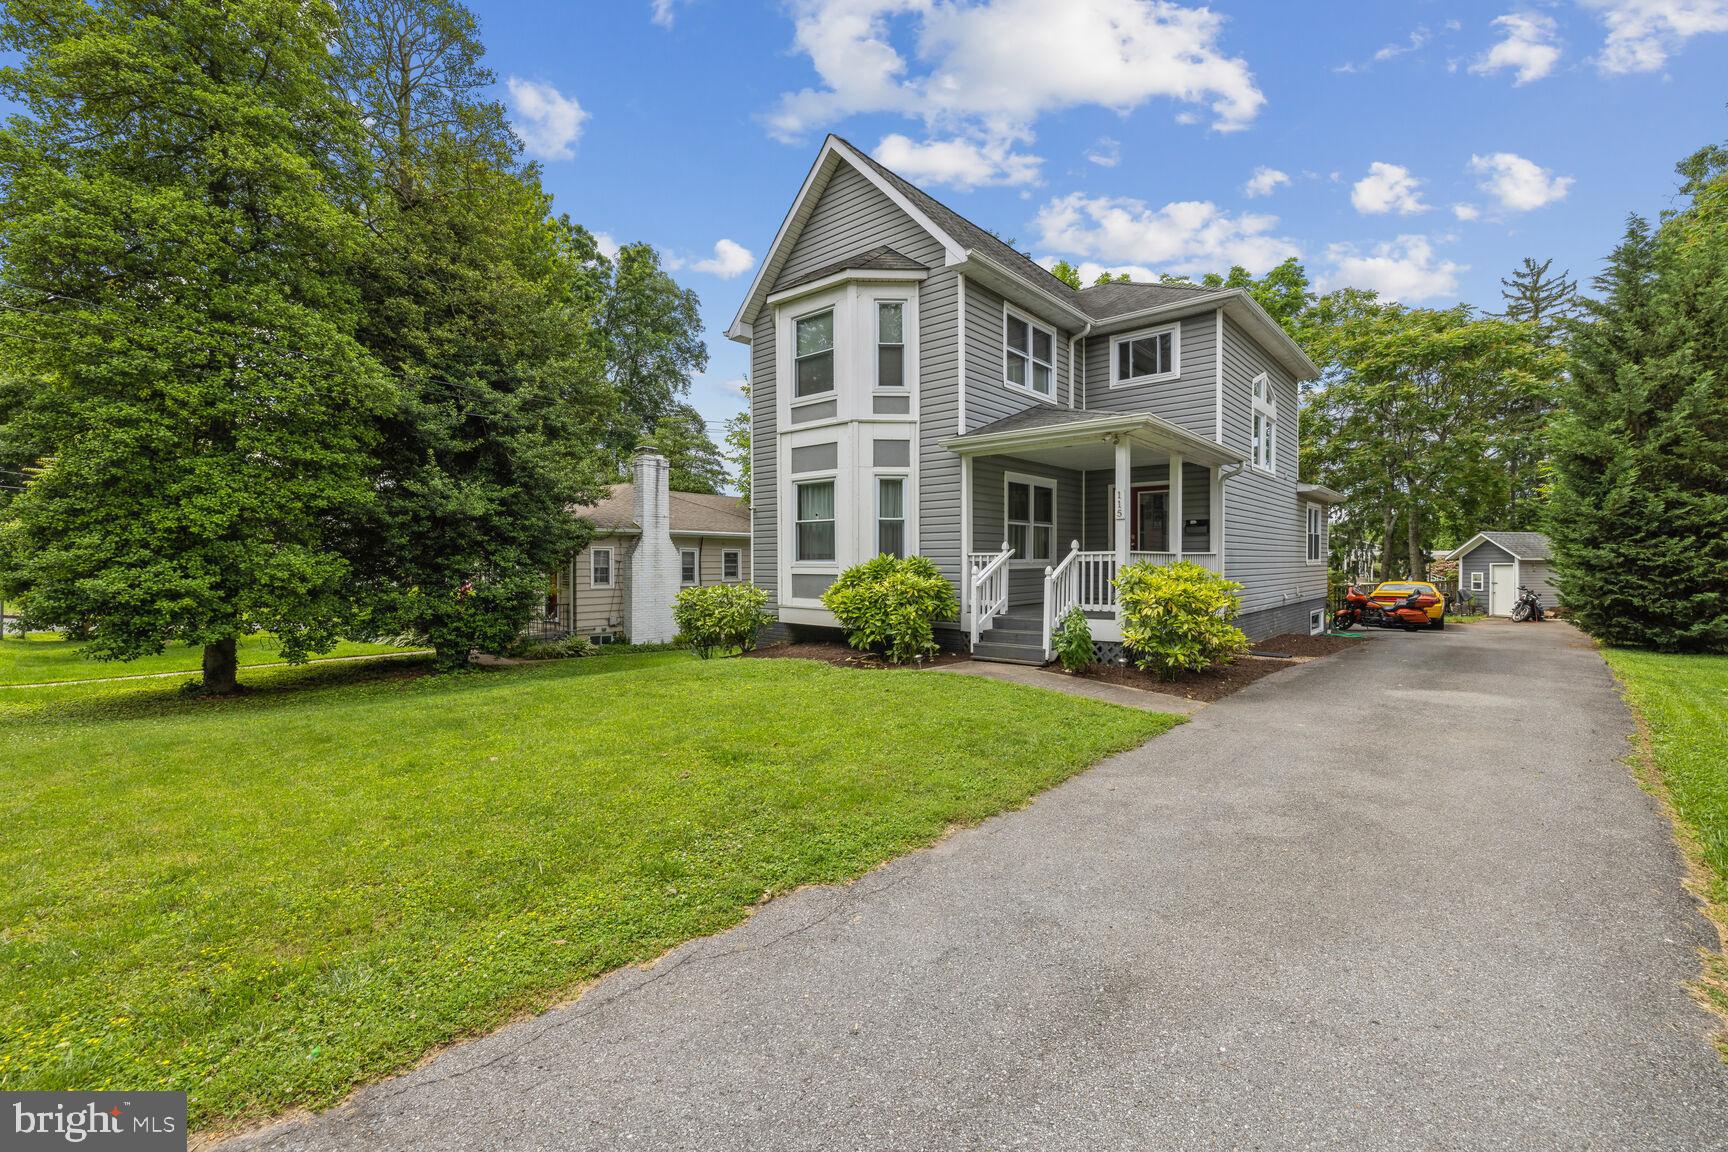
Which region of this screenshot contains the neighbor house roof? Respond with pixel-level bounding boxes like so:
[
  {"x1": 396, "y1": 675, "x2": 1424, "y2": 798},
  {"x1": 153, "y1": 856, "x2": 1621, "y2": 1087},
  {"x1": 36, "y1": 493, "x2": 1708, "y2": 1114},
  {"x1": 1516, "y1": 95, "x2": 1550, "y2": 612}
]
[
  {"x1": 1449, "y1": 530, "x2": 1552, "y2": 561},
  {"x1": 575, "y1": 485, "x2": 750, "y2": 537}
]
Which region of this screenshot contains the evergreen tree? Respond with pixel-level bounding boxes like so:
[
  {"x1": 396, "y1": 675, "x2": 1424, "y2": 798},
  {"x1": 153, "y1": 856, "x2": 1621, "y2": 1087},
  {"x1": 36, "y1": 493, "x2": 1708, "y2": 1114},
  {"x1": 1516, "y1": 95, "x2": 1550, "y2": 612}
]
[
  {"x1": 1548, "y1": 145, "x2": 1728, "y2": 652},
  {"x1": 651, "y1": 403, "x2": 730, "y2": 495},
  {"x1": 337, "y1": 0, "x2": 612, "y2": 667},
  {"x1": 1498, "y1": 257, "x2": 1578, "y2": 339},
  {"x1": 0, "y1": 0, "x2": 391, "y2": 692}
]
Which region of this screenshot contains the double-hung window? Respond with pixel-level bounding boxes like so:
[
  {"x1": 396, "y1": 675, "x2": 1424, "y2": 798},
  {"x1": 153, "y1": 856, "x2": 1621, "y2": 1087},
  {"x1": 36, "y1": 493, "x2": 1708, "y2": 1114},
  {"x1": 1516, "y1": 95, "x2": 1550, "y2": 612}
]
[
  {"x1": 1006, "y1": 477, "x2": 1055, "y2": 563},
  {"x1": 877, "y1": 302, "x2": 904, "y2": 388},
  {"x1": 795, "y1": 480, "x2": 835, "y2": 562},
  {"x1": 590, "y1": 546, "x2": 613, "y2": 588},
  {"x1": 1004, "y1": 311, "x2": 1055, "y2": 399},
  {"x1": 1111, "y1": 325, "x2": 1177, "y2": 387},
  {"x1": 680, "y1": 548, "x2": 699, "y2": 585},
  {"x1": 722, "y1": 549, "x2": 741, "y2": 581},
  {"x1": 794, "y1": 309, "x2": 835, "y2": 398},
  {"x1": 877, "y1": 477, "x2": 906, "y2": 558},
  {"x1": 1470, "y1": 570, "x2": 1484, "y2": 591},
  {"x1": 1252, "y1": 373, "x2": 1277, "y2": 473},
  {"x1": 1306, "y1": 505, "x2": 1324, "y2": 564}
]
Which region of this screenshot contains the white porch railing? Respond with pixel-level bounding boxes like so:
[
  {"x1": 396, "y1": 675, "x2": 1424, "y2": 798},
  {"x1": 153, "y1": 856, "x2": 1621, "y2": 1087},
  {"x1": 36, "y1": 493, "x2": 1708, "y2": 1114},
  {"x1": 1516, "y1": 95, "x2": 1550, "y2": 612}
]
[
  {"x1": 1039, "y1": 547, "x2": 1226, "y2": 657},
  {"x1": 1041, "y1": 541, "x2": 1083, "y2": 654},
  {"x1": 968, "y1": 543, "x2": 1013, "y2": 649}
]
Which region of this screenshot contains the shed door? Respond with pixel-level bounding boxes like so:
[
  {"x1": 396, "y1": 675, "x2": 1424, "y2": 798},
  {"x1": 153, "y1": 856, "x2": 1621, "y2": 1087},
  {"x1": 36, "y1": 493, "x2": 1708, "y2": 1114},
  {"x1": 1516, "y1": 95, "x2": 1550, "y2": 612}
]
[{"x1": 1489, "y1": 564, "x2": 1516, "y2": 616}]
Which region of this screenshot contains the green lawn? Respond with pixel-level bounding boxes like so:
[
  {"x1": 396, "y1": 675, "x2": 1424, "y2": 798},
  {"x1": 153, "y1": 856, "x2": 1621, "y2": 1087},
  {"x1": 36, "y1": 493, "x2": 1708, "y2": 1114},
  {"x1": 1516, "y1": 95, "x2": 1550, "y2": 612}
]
[
  {"x1": 0, "y1": 632, "x2": 424, "y2": 686},
  {"x1": 1603, "y1": 648, "x2": 1728, "y2": 1027},
  {"x1": 0, "y1": 653, "x2": 1175, "y2": 1131}
]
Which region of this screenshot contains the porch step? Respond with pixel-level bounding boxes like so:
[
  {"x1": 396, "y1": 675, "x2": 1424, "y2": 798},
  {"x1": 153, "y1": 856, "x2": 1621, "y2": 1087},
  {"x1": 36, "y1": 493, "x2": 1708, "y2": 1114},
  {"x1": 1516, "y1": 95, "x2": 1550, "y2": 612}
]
[
  {"x1": 971, "y1": 642, "x2": 1048, "y2": 666},
  {"x1": 980, "y1": 626, "x2": 1043, "y2": 648}
]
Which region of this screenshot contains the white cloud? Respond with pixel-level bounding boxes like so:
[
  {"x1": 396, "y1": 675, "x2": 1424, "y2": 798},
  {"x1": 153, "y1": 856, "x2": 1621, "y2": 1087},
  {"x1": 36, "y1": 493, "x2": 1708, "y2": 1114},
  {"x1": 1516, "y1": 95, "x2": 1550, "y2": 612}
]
[
  {"x1": 1041, "y1": 258, "x2": 1162, "y2": 283},
  {"x1": 686, "y1": 239, "x2": 756, "y2": 279},
  {"x1": 1451, "y1": 203, "x2": 1481, "y2": 221},
  {"x1": 650, "y1": 0, "x2": 683, "y2": 27},
  {"x1": 1032, "y1": 192, "x2": 1300, "y2": 276},
  {"x1": 1468, "y1": 151, "x2": 1574, "y2": 211},
  {"x1": 1242, "y1": 166, "x2": 1290, "y2": 198},
  {"x1": 1351, "y1": 162, "x2": 1430, "y2": 215},
  {"x1": 505, "y1": 78, "x2": 587, "y2": 161},
  {"x1": 1085, "y1": 137, "x2": 1121, "y2": 168},
  {"x1": 1470, "y1": 12, "x2": 1562, "y2": 83},
  {"x1": 1583, "y1": 0, "x2": 1728, "y2": 73},
  {"x1": 872, "y1": 133, "x2": 1041, "y2": 189},
  {"x1": 765, "y1": 0, "x2": 1266, "y2": 178},
  {"x1": 593, "y1": 231, "x2": 621, "y2": 261},
  {"x1": 1323, "y1": 235, "x2": 1465, "y2": 303},
  {"x1": 1336, "y1": 25, "x2": 1432, "y2": 72}
]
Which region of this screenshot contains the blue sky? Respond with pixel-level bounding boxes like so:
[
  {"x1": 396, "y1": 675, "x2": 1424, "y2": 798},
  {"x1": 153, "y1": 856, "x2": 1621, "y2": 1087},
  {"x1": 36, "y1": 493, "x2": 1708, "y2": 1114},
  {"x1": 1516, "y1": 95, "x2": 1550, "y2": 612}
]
[{"x1": 476, "y1": 0, "x2": 1728, "y2": 434}]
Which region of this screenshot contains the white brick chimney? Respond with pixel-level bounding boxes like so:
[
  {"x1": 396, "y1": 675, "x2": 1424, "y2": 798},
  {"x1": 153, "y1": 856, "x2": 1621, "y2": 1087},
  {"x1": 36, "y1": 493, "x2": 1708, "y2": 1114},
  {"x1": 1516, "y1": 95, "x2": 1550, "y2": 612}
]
[{"x1": 625, "y1": 446, "x2": 679, "y2": 644}]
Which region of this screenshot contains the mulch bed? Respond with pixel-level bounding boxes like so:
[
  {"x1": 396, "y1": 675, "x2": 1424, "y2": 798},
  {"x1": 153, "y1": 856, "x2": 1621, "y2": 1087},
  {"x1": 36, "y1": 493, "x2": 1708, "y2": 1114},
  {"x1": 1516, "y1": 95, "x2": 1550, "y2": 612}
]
[
  {"x1": 739, "y1": 640, "x2": 972, "y2": 670},
  {"x1": 1073, "y1": 632, "x2": 1366, "y2": 703}
]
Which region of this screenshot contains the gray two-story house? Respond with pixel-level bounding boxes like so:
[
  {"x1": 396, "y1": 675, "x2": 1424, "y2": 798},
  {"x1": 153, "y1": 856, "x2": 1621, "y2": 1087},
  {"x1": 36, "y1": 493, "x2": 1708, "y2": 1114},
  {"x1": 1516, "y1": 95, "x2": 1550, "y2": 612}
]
[{"x1": 727, "y1": 136, "x2": 1341, "y2": 663}]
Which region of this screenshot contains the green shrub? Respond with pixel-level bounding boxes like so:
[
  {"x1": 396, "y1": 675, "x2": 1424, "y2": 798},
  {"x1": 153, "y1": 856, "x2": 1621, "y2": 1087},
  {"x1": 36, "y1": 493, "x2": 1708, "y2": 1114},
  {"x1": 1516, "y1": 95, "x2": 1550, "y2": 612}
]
[
  {"x1": 1053, "y1": 606, "x2": 1094, "y2": 672},
  {"x1": 516, "y1": 635, "x2": 593, "y2": 660},
  {"x1": 822, "y1": 554, "x2": 959, "y2": 664},
  {"x1": 1117, "y1": 560, "x2": 1248, "y2": 680},
  {"x1": 672, "y1": 583, "x2": 773, "y2": 659}
]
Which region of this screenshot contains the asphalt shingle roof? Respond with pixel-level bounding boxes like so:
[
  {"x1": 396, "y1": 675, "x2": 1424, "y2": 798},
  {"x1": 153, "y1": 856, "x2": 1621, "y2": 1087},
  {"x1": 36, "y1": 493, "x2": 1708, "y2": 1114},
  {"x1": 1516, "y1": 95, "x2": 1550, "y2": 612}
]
[
  {"x1": 1474, "y1": 531, "x2": 1552, "y2": 560},
  {"x1": 965, "y1": 408, "x2": 1106, "y2": 437},
  {"x1": 1074, "y1": 279, "x2": 1218, "y2": 320},
  {"x1": 576, "y1": 484, "x2": 750, "y2": 535},
  {"x1": 777, "y1": 245, "x2": 929, "y2": 292}
]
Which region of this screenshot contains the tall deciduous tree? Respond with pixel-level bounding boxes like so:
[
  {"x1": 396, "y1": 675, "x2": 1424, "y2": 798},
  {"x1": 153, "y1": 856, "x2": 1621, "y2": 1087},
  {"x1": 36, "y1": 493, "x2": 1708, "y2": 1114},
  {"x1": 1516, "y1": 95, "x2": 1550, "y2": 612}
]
[
  {"x1": 1548, "y1": 144, "x2": 1728, "y2": 652},
  {"x1": 724, "y1": 381, "x2": 751, "y2": 503},
  {"x1": 338, "y1": 0, "x2": 610, "y2": 666},
  {"x1": 0, "y1": 0, "x2": 391, "y2": 692},
  {"x1": 594, "y1": 241, "x2": 708, "y2": 473}
]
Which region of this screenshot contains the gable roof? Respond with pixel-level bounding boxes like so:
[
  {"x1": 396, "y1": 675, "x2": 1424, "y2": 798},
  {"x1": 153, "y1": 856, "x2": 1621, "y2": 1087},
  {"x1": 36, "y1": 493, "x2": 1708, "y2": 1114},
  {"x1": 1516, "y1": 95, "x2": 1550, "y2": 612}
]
[
  {"x1": 576, "y1": 484, "x2": 750, "y2": 537},
  {"x1": 1450, "y1": 531, "x2": 1552, "y2": 561}
]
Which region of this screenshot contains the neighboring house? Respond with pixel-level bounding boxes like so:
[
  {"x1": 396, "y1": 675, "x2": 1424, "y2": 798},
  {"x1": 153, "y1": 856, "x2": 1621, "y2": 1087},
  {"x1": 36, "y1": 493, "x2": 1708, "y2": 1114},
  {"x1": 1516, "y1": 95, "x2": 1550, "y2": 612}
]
[
  {"x1": 541, "y1": 448, "x2": 750, "y2": 644},
  {"x1": 1445, "y1": 531, "x2": 1558, "y2": 617},
  {"x1": 726, "y1": 135, "x2": 1342, "y2": 663}
]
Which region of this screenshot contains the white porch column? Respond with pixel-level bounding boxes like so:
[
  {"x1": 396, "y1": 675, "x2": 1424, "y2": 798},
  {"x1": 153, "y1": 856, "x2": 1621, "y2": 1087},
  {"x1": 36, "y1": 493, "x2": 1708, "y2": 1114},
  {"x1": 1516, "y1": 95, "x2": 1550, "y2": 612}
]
[
  {"x1": 1209, "y1": 466, "x2": 1225, "y2": 574},
  {"x1": 961, "y1": 453, "x2": 974, "y2": 630},
  {"x1": 1113, "y1": 435, "x2": 1131, "y2": 573},
  {"x1": 1169, "y1": 452, "x2": 1184, "y2": 562}
]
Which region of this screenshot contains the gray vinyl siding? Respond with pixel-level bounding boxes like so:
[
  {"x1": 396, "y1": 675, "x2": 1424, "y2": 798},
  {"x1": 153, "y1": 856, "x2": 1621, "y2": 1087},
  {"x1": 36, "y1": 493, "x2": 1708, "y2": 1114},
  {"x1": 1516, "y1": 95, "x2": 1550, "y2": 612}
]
[
  {"x1": 1458, "y1": 540, "x2": 1514, "y2": 604},
  {"x1": 1081, "y1": 309, "x2": 1218, "y2": 438},
  {"x1": 1218, "y1": 315, "x2": 1323, "y2": 617},
  {"x1": 919, "y1": 267, "x2": 962, "y2": 594},
  {"x1": 963, "y1": 278, "x2": 1077, "y2": 431},
  {"x1": 968, "y1": 455, "x2": 1083, "y2": 605},
  {"x1": 1078, "y1": 462, "x2": 1213, "y2": 552},
  {"x1": 1237, "y1": 597, "x2": 1329, "y2": 642},
  {"x1": 566, "y1": 534, "x2": 630, "y2": 635},
  {"x1": 770, "y1": 162, "x2": 946, "y2": 289},
  {"x1": 750, "y1": 316, "x2": 777, "y2": 601},
  {"x1": 1525, "y1": 559, "x2": 1560, "y2": 609}
]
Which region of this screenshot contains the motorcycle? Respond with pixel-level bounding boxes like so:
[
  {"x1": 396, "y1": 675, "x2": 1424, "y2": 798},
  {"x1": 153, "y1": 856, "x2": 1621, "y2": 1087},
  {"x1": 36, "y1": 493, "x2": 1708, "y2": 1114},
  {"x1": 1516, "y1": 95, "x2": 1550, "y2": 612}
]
[
  {"x1": 1373, "y1": 586, "x2": 1441, "y2": 631},
  {"x1": 1510, "y1": 585, "x2": 1545, "y2": 622},
  {"x1": 1333, "y1": 584, "x2": 1372, "y2": 630}
]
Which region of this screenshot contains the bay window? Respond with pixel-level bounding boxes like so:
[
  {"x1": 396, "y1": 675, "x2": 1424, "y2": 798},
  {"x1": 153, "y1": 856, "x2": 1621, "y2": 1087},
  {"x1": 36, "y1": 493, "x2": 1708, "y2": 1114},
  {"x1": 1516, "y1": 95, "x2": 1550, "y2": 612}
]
[
  {"x1": 877, "y1": 477, "x2": 906, "y2": 558},
  {"x1": 877, "y1": 302, "x2": 904, "y2": 388},
  {"x1": 795, "y1": 309, "x2": 834, "y2": 397},
  {"x1": 795, "y1": 480, "x2": 835, "y2": 562}
]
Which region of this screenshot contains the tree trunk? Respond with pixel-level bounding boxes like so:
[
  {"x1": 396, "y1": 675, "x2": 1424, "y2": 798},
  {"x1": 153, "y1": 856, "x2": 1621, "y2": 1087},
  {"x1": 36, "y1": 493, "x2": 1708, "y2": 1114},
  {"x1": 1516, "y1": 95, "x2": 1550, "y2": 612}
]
[
  {"x1": 1407, "y1": 506, "x2": 1425, "y2": 581},
  {"x1": 202, "y1": 637, "x2": 239, "y2": 694},
  {"x1": 1380, "y1": 506, "x2": 1398, "y2": 582}
]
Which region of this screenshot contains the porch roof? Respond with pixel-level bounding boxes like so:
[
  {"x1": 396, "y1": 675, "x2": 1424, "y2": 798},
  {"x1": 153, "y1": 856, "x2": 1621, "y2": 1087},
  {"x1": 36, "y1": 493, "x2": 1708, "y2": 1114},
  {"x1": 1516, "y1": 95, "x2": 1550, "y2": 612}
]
[{"x1": 940, "y1": 408, "x2": 1246, "y2": 470}]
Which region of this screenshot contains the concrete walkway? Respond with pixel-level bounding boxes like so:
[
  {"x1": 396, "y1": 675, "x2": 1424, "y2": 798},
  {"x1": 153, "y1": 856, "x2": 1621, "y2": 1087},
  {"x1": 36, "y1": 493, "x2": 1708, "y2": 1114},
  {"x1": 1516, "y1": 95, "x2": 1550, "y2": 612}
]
[{"x1": 227, "y1": 621, "x2": 1728, "y2": 1151}]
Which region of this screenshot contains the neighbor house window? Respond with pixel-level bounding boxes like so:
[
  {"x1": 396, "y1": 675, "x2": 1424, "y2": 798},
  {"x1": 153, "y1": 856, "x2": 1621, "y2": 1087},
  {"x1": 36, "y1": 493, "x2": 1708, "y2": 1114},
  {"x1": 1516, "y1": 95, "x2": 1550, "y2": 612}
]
[
  {"x1": 1004, "y1": 310, "x2": 1055, "y2": 398},
  {"x1": 877, "y1": 302, "x2": 904, "y2": 388},
  {"x1": 795, "y1": 309, "x2": 834, "y2": 397},
  {"x1": 1252, "y1": 373, "x2": 1277, "y2": 473},
  {"x1": 722, "y1": 549, "x2": 741, "y2": 581},
  {"x1": 795, "y1": 480, "x2": 835, "y2": 562},
  {"x1": 1306, "y1": 505, "x2": 1324, "y2": 564},
  {"x1": 877, "y1": 477, "x2": 906, "y2": 558},
  {"x1": 680, "y1": 548, "x2": 698, "y2": 585},
  {"x1": 1471, "y1": 571, "x2": 1484, "y2": 591},
  {"x1": 1111, "y1": 325, "x2": 1178, "y2": 387},
  {"x1": 1006, "y1": 477, "x2": 1055, "y2": 563},
  {"x1": 590, "y1": 546, "x2": 613, "y2": 587}
]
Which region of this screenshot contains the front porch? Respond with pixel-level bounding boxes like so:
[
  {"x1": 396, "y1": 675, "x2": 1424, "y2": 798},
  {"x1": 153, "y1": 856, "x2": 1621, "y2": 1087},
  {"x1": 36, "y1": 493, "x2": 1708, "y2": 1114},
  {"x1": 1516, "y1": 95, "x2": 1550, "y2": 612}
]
[{"x1": 944, "y1": 410, "x2": 1246, "y2": 663}]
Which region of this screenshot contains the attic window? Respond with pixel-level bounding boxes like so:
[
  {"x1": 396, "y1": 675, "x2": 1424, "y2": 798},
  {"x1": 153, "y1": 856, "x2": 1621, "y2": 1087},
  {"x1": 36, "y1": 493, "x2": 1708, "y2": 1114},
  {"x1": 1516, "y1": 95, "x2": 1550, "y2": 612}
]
[{"x1": 1004, "y1": 310, "x2": 1054, "y2": 399}]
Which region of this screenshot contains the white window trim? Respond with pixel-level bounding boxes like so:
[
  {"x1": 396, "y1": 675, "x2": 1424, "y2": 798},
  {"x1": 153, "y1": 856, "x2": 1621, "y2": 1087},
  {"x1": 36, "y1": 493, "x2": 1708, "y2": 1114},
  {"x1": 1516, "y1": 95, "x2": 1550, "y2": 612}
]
[
  {"x1": 590, "y1": 546, "x2": 614, "y2": 588},
  {"x1": 1004, "y1": 471, "x2": 1057, "y2": 568},
  {"x1": 1002, "y1": 304, "x2": 1058, "y2": 405},
  {"x1": 1251, "y1": 372, "x2": 1277, "y2": 475},
  {"x1": 875, "y1": 473, "x2": 909, "y2": 558},
  {"x1": 679, "y1": 547, "x2": 700, "y2": 586},
  {"x1": 1305, "y1": 503, "x2": 1325, "y2": 565},
  {"x1": 875, "y1": 299, "x2": 908, "y2": 392},
  {"x1": 722, "y1": 548, "x2": 742, "y2": 582},
  {"x1": 791, "y1": 304, "x2": 837, "y2": 405},
  {"x1": 1108, "y1": 322, "x2": 1181, "y2": 389},
  {"x1": 792, "y1": 475, "x2": 839, "y2": 567},
  {"x1": 1309, "y1": 607, "x2": 1325, "y2": 636},
  {"x1": 1470, "y1": 570, "x2": 1484, "y2": 591}
]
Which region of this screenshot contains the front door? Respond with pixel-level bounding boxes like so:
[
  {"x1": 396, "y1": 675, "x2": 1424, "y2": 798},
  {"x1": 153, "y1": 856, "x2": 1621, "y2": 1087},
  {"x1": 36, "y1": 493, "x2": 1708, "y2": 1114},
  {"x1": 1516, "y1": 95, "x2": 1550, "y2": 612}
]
[
  {"x1": 1489, "y1": 564, "x2": 1515, "y2": 616},
  {"x1": 1131, "y1": 486, "x2": 1169, "y2": 552}
]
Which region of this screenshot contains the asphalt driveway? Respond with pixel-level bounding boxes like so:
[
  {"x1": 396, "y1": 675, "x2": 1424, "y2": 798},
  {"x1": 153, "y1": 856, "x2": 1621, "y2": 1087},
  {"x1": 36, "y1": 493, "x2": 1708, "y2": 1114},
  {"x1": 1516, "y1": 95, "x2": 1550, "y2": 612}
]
[{"x1": 229, "y1": 621, "x2": 1728, "y2": 1151}]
